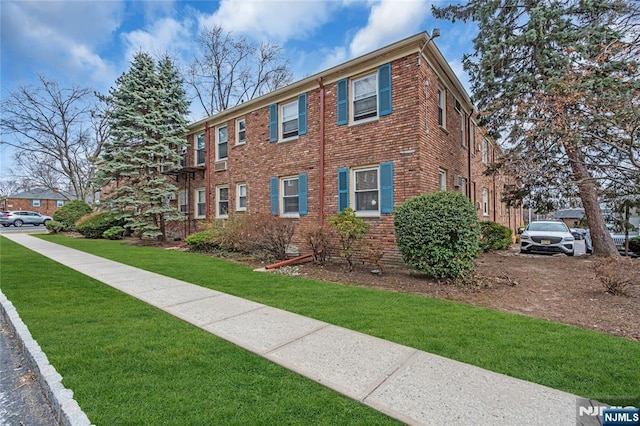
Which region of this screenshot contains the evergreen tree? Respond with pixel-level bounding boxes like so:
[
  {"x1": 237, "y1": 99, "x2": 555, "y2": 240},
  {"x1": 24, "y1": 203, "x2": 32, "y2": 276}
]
[
  {"x1": 97, "y1": 52, "x2": 189, "y2": 240},
  {"x1": 433, "y1": 0, "x2": 639, "y2": 256}
]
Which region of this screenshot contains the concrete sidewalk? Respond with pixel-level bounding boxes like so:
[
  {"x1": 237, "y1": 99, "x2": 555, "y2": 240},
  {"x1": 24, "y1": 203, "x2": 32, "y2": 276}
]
[{"x1": 2, "y1": 233, "x2": 583, "y2": 425}]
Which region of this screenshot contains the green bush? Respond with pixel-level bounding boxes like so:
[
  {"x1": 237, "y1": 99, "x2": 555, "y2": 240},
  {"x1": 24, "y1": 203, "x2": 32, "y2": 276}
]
[
  {"x1": 185, "y1": 230, "x2": 222, "y2": 252},
  {"x1": 76, "y1": 212, "x2": 125, "y2": 239},
  {"x1": 394, "y1": 191, "x2": 480, "y2": 279},
  {"x1": 328, "y1": 208, "x2": 369, "y2": 272},
  {"x1": 45, "y1": 220, "x2": 65, "y2": 234},
  {"x1": 103, "y1": 226, "x2": 125, "y2": 240},
  {"x1": 479, "y1": 221, "x2": 513, "y2": 252},
  {"x1": 53, "y1": 200, "x2": 93, "y2": 231},
  {"x1": 629, "y1": 236, "x2": 640, "y2": 254}
]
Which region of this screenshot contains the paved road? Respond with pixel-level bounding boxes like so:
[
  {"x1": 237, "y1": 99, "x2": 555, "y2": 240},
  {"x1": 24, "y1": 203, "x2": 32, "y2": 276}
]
[{"x1": 0, "y1": 312, "x2": 59, "y2": 426}]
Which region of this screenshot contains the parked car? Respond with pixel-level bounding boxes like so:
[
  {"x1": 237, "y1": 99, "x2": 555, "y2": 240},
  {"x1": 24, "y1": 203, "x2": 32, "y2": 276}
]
[
  {"x1": 569, "y1": 228, "x2": 586, "y2": 240},
  {"x1": 609, "y1": 230, "x2": 639, "y2": 258},
  {"x1": 520, "y1": 221, "x2": 575, "y2": 256},
  {"x1": 0, "y1": 211, "x2": 53, "y2": 227}
]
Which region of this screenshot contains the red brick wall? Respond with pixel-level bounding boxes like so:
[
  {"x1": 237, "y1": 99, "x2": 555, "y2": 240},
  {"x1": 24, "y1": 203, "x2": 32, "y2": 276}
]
[{"x1": 3, "y1": 198, "x2": 64, "y2": 217}]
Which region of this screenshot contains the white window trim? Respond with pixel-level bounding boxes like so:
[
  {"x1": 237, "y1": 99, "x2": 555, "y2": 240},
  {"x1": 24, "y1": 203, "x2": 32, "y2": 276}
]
[
  {"x1": 195, "y1": 188, "x2": 206, "y2": 219},
  {"x1": 55, "y1": 200, "x2": 65, "y2": 207},
  {"x1": 32, "y1": 199, "x2": 41, "y2": 207},
  {"x1": 280, "y1": 100, "x2": 299, "y2": 141},
  {"x1": 236, "y1": 118, "x2": 246, "y2": 146},
  {"x1": 216, "y1": 185, "x2": 229, "y2": 218},
  {"x1": 178, "y1": 190, "x2": 187, "y2": 214},
  {"x1": 352, "y1": 166, "x2": 380, "y2": 217},
  {"x1": 195, "y1": 133, "x2": 206, "y2": 166},
  {"x1": 482, "y1": 188, "x2": 489, "y2": 217},
  {"x1": 469, "y1": 120, "x2": 476, "y2": 155},
  {"x1": 216, "y1": 125, "x2": 228, "y2": 161},
  {"x1": 236, "y1": 183, "x2": 247, "y2": 212},
  {"x1": 438, "y1": 169, "x2": 447, "y2": 191},
  {"x1": 482, "y1": 138, "x2": 489, "y2": 164},
  {"x1": 437, "y1": 86, "x2": 446, "y2": 129},
  {"x1": 351, "y1": 72, "x2": 378, "y2": 124},
  {"x1": 280, "y1": 176, "x2": 300, "y2": 218}
]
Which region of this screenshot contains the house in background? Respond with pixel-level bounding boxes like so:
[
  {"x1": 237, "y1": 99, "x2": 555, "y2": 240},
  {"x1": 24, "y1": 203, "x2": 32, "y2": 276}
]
[
  {"x1": 165, "y1": 32, "x2": 522, "y2": 262},
  {"x1": 1, "y1": 189, "x2": 71, "y2": 217},
  {"x1": 555, "y1": 208, "x2": 585, "y2": 228}
]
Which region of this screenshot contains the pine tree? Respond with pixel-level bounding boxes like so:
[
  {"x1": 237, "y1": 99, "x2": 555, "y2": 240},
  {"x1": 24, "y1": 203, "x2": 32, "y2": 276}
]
[
  {"x1": 97, "y1": 52, "x2": 189, "y2": 240},
  {"x1": 433, "y1": 0, "x2": 639, "y2": 256}
]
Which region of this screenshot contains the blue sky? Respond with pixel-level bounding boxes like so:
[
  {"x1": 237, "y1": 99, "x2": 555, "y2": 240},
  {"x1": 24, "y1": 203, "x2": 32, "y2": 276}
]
[{"x1": 0, "y1": 0, "x2": 475, "y2": 180}]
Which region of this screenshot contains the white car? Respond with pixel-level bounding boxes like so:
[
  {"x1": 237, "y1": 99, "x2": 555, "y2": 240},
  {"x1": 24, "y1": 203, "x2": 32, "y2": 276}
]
[
  {"x1": 0, "y1": 210, "x2": 53, "y2": 227},
  {"x1": 520, "y1": 221, "x2": 575, "y2": 256}
]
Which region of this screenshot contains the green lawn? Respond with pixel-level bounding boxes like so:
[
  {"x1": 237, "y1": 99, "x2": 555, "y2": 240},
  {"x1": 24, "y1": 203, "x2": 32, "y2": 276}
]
[{"x1": 1, "y1": 235, "x2": 639, "y2": 420}]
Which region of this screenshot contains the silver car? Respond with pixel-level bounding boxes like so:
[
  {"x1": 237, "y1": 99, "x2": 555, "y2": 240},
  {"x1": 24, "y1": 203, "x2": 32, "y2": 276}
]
[
  {"x1": 0, "y1": 211, "x2": 53, "y2": 227},
  {"x1": 520, "y1": 221, "x2": 575, "y2": 256}
]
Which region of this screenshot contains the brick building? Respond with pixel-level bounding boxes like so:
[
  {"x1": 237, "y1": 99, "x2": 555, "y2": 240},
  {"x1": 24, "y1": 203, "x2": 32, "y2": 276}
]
[
  {"x1": 1, "y1": 189, "x2": 70, "y2": 217},
  {"x1": 166, "y1": 32, "x2": 522, "y2": 261}
]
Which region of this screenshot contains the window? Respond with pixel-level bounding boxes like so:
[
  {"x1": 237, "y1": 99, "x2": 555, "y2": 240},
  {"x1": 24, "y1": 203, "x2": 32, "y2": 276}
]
[
  {"x1": 337, "y1": 64, "x2": 391, "y2": 126},
  {"x1": 482, "y1": 188, "x2": 489, "y2": 216},
  {"x1": 217, "y1": 126, "x2": 228, "y2": 161},
  {"x1": 55, "y1": 200, "x2": 65, "y2": 207},
  {"x1": 338, "y1": 162, "x2": 393, "y2": 216},
  {"x1": 236, "y1": 118, "x2": 246, "y2": 145},
  {"x1": 437, "y1": 87, "x2": 446, "y2": 128},
  {"x1": 458, "y1": 176, "x2": 467, "y2": 195},
  {"x1": 354, "y1": 167, "x2": 379, "y2": 214},
  {"x1": 471, "y1": 182, "x2": 476, "y2": 205},
  {"x1": 196, "y1": 133, "x2": 205, "y2": 166},
  {"x1": 438, "y1": 169, "x2": 447, "y2": 191},
  {"x1": 469, "y1": 121, "x2": 475, "y2": 155},
  {"x1": 482, "y1": 138, "x2": 489, "y2": 164},
  {"x1": 178, "y1": 190, "x2": 187, "y2": 213},
  {"x1": 216, "y1": 186, "x2": 229, "y2": 218},
  {"x1": 31, "y1": 199, "x2": 41, "y2": 207},
  {"x1": 460, "y1": 112, "x2": 467, "y2": 148},
  {"x1": 269, "y1": 94, "x2": 307, "y2": 142},
  {"x1": 353, "y1": 73, "x2": 377, "y2": 122},
  {"x1": 281, "y1": 100, "x2": 299, "y2": 139},
  {"x1": 236, "y1": 183, "x2": 247, "y2": 211},
  {"x1": 282, "y1": 177, "x2": 299, "y2": 215},
  {"x1": 270, "y1": 174, "x2": 307, "y2": 216},
  {"x1": 195, "y1": 189, "x2": 206, "y2": 218}
]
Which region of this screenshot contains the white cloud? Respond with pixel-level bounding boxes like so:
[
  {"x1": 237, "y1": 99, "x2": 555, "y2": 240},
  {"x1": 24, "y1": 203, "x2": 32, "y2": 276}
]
[
  {"x1": 349, "y1": 0, "x2": 430, "y2": 57},
  {"x1": 122, "y1": 17, "x2": 193, "y2": 63},
  {"x1": 198, "y1": 0, "x2": 338, "y2": 41}
]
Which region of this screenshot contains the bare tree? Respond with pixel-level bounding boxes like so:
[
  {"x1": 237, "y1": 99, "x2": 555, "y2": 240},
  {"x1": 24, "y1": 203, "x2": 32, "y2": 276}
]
[
  {"x1": 186, "y1": 25, "x2": 293, "y2": 117},
  {"x1": 0, "y1": 75, "x2": 106, "y2": 203}
]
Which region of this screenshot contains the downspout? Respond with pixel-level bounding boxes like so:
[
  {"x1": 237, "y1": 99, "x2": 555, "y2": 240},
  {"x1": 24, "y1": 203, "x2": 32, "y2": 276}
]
[
  {"x1": 317, "y1": 77, "x2": 325, "y2": 225},
  {"x1": 205, "y1": 121, "x2": 212, "y2": 220},
  {"x1": 492, "y1": 144, "x2": 497, "y2": 222},
  {"x1": 466, "y1": 114, "x2": 472, "y2": 200}
]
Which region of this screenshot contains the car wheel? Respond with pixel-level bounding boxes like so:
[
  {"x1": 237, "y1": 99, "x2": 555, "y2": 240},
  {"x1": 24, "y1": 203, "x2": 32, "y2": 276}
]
[
  {"x1": 567, "y1": 251, "x2": 574, "y2": 257},
  {"x1": 1, "y1": 224, "x2": 8, "y2": 227},
  {"x1": 43, "y1": 219, "x2": 50, "y2": 226},
  {"x1": 14, "y1": 219, "x2": 23, "y2": 227},
  {"x1": 519, "y1": 249, "x2": 529, "y2": 254}
]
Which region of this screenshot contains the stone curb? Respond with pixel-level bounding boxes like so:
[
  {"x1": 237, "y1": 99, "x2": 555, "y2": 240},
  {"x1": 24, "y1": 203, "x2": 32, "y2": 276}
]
[{"x1": 0, "y1": 289, "x2": 92, "y2": 426}]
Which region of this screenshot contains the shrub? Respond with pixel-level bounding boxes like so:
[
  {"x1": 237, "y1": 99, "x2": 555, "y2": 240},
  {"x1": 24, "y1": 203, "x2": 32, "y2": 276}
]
[
  {"x1": 328, "y1": 208, "x2": 369, "y2": 272},
  {"x1": 250, "y1": 214, "x2": 296, "y2": 260},
  {"x1": 479, "y1": 221, "x2": 513, "y2": 252},
  {"x1": 46, "y1": 220, "x2": 65, "y2": 234},
  {"x1": 76, "y1": 212, "x2": 125, "y2": 239},
  {"x1": 394, "y1": 191, "x2": 480, "y2": 280},
  {"x1": 628, "y1": 236, "x2": 640, "y2": 254},
  {"x1": 304, "y1": 225, "x2": 331, "y2": 265},
  {"x1": 53, "y1": 200, "x2": 93, "y2": 231},
  {"x1": 103, "y1": 226, "x2": 125, "y2": 240},
  {"x1": 185, "y1": 230, "x2": 222, "y2": 252},
  {"x1": 593, "y1": 256, "x2": 640, "y2": 296}
]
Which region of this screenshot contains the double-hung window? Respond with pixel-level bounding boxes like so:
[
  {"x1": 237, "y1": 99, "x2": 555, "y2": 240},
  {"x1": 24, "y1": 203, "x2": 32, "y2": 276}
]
[
  {"x1": 482, "y1": 188, "x2": 489, "y2": 217},
  {"x1": 195, "y1": 189, "x2": 206, "y2": 218},
  {"x1": 482, "y1": 138, "x2": 489, "y2": 164},
  {"x1": 337, "y1": 162, "x2": 393, "y2": 216},
  {"x1": 31, "y1": 199, "x2": 41, "y2": 207},
  {"x1": 437, "y1": 87, "x2": 446, "y2": 128},
  {"x1": 55, "y1": 200, "x2": 65, "y2": 207},
  {"x1": 178, "y1": 190, "x2": 187, "y2": 213},
  {"x1": 353, "y1": 73, "x2": 377, "y2": 122},
  {"x1": 216, "y1": 186, "x2": 229, "y2": 218},
  {"x1": 236, "y1": 118, "x2": 246, "y2": 145},
  {"x1": 236, "y1": 183, "x2": 247, "y2": 211},
  {"x1": 281, "y1": 101, "x2": 299, "y2": 139},
  {"x1": 196, "y1": 133, "x2": 205, "y2": 166},
  {"x1": 269, "y1": 174, "x2": 308, "y2": 217},
  {"x1": 438, "y1": 169, "x2": 447, "y2": 191},
  {"x1": 217, "y1": 126, "x2": 228, "y2": 161}
]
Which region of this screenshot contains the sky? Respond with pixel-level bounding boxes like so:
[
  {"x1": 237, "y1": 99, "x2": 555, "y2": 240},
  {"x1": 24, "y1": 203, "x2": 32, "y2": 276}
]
[{"x1": 0, "y1": 0, "x2": 476, "y2": 181}]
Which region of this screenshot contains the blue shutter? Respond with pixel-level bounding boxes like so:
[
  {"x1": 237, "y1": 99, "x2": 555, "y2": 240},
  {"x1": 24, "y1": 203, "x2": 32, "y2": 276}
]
[
  {"x1": 380, "y1": 161, "x2": 394, "y2": 214},
  {"x1": 378, "y1": 63, "x2": 392, "y2": 116},
  {"x1": 337, "y1": 78, "x2": 348, "y2": 125},
  {"x1": 298, "y1": 173, "x2": 308, "y2": 215},
  {"x1": 269, "y1": 103, "x2": 278, "y2": 142},
  {"x1": 270, "y1": 177, "x2": 279, "y2": 215},
  {"x1": 298, "y1": 93, "x2": 307, "y2": 136},
  {"x1": 338, "y1": 168, "x2": 349, "y2": 212}
]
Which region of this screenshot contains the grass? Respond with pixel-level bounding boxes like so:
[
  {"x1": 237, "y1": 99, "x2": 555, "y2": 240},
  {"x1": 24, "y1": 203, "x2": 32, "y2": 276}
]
[{"x1": 2, "y1": 236, "x2": 639, "y2": 413}]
